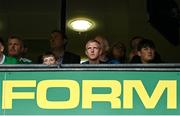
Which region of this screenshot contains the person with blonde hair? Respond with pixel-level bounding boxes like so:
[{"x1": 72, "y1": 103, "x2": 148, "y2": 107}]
[
  {"x1": 94, "y1": 35, "x2": 120, "y2": 64},
  {"x1": 82, "y1": 39, "x2": 102, "y2": 64}
]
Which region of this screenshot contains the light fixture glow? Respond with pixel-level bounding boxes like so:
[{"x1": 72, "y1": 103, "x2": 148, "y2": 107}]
[{"x1": 68, "y1": 18, "x2": 95, "y2": 32}]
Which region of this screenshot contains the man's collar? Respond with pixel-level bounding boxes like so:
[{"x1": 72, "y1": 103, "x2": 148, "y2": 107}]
[{"x1": 0, "y1": 54, "x2": 5, "y2": 64}]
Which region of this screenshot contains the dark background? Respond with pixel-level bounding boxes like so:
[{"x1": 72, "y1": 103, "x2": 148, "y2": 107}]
[{"x1": 0, "y1": 0, "x2": 180, "y2": 63}]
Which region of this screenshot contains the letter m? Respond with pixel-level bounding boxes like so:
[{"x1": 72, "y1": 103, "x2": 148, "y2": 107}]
[{"x1": 123, "y1": 80, "x2": 177, "y2": 109}]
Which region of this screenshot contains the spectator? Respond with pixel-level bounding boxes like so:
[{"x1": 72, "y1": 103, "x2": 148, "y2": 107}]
[
  {"x1": 94, "y1": 35, "x2": 119, "y2": 64},
  {"x1": 129, "y1": 36, "x2": 143, "y2": 62},
  {"x1": 82, "y1": 39, "x2": 102, "y2": 64},
  {"x1": 109, "y1": 41, "x2": 127, "y2": 63},
  {"x1": 0, "y1": 37, "x2": 18, "y2": 64},
  {"x1": 50, "y1": 30, "x2": 80, "y2": 64},
  {"x1": 7, "y1": 36, "x2": 32, "y2": 64},
  {"x1": 42, "y1": 51, "x2": 57, "y2": 65},
  {"x1": 130, "y1": 39, "x2": 162, "y2": 63}
]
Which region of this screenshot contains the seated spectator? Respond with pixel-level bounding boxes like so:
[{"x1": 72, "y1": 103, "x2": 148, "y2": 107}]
[
  {"x1": 7, "y1": 36, "x2": 32, "y2": 64},
  {"x1": 0, "y1": 37, "x2": 18, "y2": 64},
  {"x1": 128, "y1": 36, "x2": 143, "y2": 62},
  {"x1": 109, "y1": 41, "x2": 127, "y2": 63},
  {"x1": 50, "y1": 30, "x2": 80, "y2": 64},
  {"x1": 42, "y1": 51, "x2": 57, "y2": 65},
  {"x1": 82, "y1": 39, "x2": 102, "y2": 64},
  {"x1": 130, "y1": 39, "x2": 162, "y2": 63},
  {"x1": 94, "y1": 35, "x2": 120, "y2": 64}
]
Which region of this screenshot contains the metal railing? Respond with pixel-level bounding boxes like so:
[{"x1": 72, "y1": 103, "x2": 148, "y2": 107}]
[{"x1": 0, "y1": 63, "x2": 180, "y2": 72}]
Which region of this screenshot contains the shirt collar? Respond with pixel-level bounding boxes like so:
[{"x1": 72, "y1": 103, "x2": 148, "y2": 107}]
[{"x1": 0, "y1": 54, "x2": 5, "y2": 64}]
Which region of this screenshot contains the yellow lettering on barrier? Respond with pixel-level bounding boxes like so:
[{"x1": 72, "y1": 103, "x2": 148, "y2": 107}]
[
  {"x1": 36, "y1": 80, "x2": 80, "y2": 109},
  {"x1": 2, "y1": 80, "x2": 36, "y2": 109},
  {"x1": 82, "y1": 80, "x2": 121, "y2": 109},
  {"x1": 1, "y1": 80, "x2": 177, "y2": 109},
  {"x1": 123, "y1": 80, "x2": 177, "y2": 109}
]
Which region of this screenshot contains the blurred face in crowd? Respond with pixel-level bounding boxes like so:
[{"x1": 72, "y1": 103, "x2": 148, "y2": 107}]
[
  {"x1": 0, "y1": 42, "x2": 4, "y2": 56},
  {"x1": 138, "y1": 47, "x2": 155, "y2": 63},
  {"x1": 130, "y1": 37, "x2": 143, "y2": 50},
  {"x1": 85, "y1": 41, "x2": 102, "y2": 61},
  {"x1": 50, "y1": 32, "x2": 64, "y2": 50},
  {"x1": 43, "y1": 55, "x2": 56, "y2": 65},
  {"x1": 112, "y1": 47, "x2": 125, "y2": 59},
  {"x1": 8, "y1": 38, "x2": 24, "y2": 57},
  {"x1": 94, "y1": 36, "x2": 109, "y2": 54}
]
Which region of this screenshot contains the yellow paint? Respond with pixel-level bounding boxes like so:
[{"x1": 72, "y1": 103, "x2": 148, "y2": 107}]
[{"x1": 1, "y1": 80, "x2": 177, "y2": 109}]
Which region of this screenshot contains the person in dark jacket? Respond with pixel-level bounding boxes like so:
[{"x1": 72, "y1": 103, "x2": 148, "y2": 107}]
[{"x1": 49, "y1": 30, "x2": 80, "y2": 64}]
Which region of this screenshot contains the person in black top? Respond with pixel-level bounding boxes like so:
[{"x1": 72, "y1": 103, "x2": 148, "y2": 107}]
[
  {"x1": 49, "y1": 30, "x2": 80, "y2": 64},
  {"x1": 130, "y1": 39, "x2": 162, "y2": 64}
]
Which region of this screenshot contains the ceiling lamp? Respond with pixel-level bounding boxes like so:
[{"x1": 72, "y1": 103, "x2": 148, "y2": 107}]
[{"x1": 68, "y1": 18, "x2": 95, "y2": 32}]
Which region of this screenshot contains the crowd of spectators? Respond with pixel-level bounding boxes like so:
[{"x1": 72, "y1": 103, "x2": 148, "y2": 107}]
[{"x1": 0, "y1": 30, "x2": 163, "y2": 65}]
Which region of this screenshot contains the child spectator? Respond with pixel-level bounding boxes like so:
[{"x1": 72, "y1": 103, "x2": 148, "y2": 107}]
[{"x1": 42, "y1": 51, "x2": 57, "y2": 65}]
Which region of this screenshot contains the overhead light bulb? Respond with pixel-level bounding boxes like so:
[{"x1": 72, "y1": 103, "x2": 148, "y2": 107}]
[{"x1": 68, "y1": 18, "x2": 95, "y2": 32}]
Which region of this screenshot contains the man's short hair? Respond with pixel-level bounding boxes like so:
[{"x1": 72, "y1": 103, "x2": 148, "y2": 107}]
[
  {"x1": 137, "y1": 39, "x2": 155, "y2": 51},
  {"x1": 8, "y1": 35, "x2": 24, "y2": 47},
  {"x1": 51, "y1": 30, "x2": 67, "y2": 40},
  {"x1": 42, "y1": 51, "x2": 56, "y2": 59},
  {"x1": 85, "y1": 39, "x2": 101, "y2": 49}
]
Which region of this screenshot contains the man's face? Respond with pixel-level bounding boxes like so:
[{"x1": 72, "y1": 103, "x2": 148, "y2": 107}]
[
  {"x1": 8, "y1": 38, "x2": 23, "y2": 57},
  {"x1": 50, "y1": 32, "x2": 64, "y2": 49},
  {"x1": 85, "y1": 42, "x2": 101, "y2": 60},
  {"x1": 138, "y1": 47, "x2": 155, "y2": 63}
]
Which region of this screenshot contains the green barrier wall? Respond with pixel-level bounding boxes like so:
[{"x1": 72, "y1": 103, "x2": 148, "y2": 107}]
[{"x1": 0, "y1": 67, "x2": 179, "y2": 115}]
